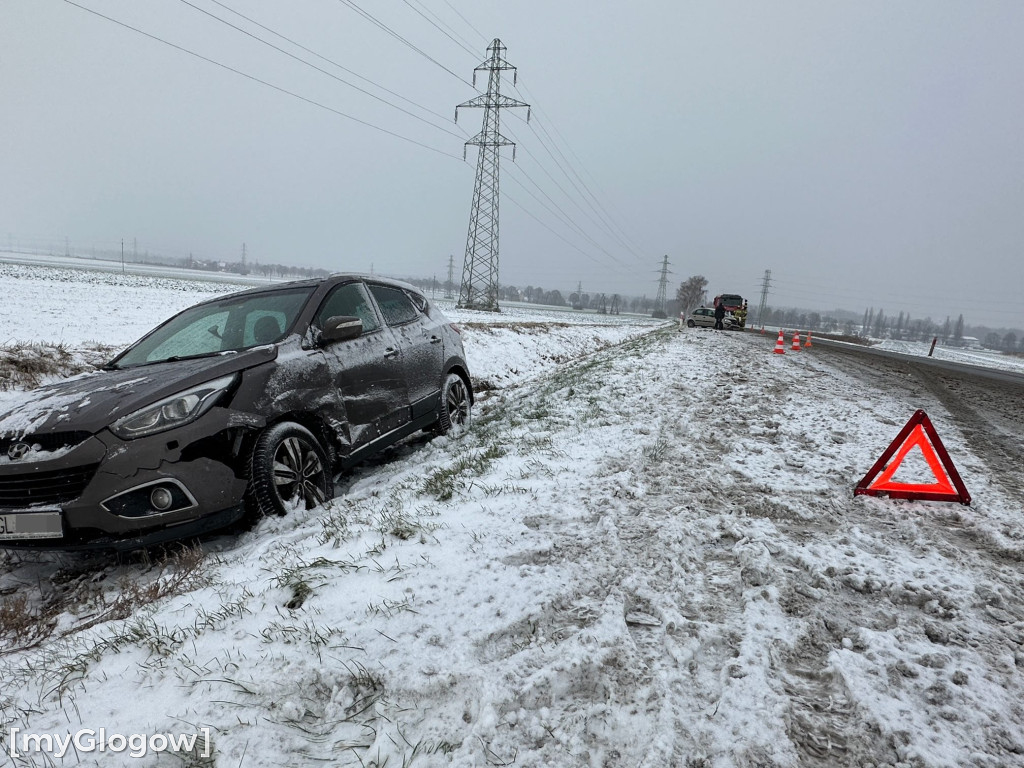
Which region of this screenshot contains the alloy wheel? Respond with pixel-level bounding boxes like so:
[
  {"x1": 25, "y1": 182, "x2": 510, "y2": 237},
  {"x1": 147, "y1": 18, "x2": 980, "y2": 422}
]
[
  {"x1": 445, "y1": 377, "x2": 471, "y2": 432},
  {"x1": 272, "y1": 436, "x2": 327, "y2": 509}
]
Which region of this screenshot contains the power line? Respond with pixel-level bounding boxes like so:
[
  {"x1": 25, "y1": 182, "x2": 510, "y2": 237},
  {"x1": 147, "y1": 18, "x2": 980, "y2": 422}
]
[
  {"x1": 61, "y1": 0, "x2": 462, "y2": 159},
  {"x1": 505, "y1": 124, "x2": 638, "y2": 267},
  {"x1": 503, "y1": 191, "x2": 629, "y2": 281},
  {"x1": 440, "y1": 0, "x2": 489, "y2": 48},
  {"x1": 513, "y1": 77, "x2": 650, "y2": 259},
  {"x1": 401, "y1": 0, "x2": 479, "y2": 59},
  {"x1": 504, "y1": 167, "x2": 636, "y2": 275},
  {"x1": 335, "y1": 0, "x2": 475, "y2": 88},
  {"x1": 204, "y1": 0, "x2": 457, "y2": 126},
  {"x1": 196, "y1": 0, "x2": 645, "y2": 282},
  {"x1": 177, "y1": 0, "x2": 463, "y2": 139},
  {"x1": 509, "y1": 106, "x2": 643, "y2": 261}
]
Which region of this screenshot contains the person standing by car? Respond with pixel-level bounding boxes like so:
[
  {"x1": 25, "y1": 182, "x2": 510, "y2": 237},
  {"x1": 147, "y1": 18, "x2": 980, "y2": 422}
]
[
  {"x1": 713, "y1": 301, "x2": 727, "y2": 330},
  {"x1": 734, "y1": 301, "x2": 748, "y2": 330}
]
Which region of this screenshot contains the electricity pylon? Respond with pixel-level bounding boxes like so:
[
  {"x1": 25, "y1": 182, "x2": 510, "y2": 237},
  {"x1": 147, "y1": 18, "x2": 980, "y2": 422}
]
[
  {"x1": 445, "y1": 255, "x2": 455, "y2": 299},
  {"x1": 756, "y1": 269, "x2": 772, "y2": 328},
  {"x1": 455, "y1": 39, "x2": 529, "y2": 311},
  {"x1": 652, "y1": 255, "x2": 671, "y2": 318}
]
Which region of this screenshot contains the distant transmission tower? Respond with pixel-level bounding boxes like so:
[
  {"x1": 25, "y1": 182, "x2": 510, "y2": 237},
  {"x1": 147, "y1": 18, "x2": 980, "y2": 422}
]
[
  {"x1": 455, "y1": 39, "x2": 529, "y2": 311},
  {"x1": 652, "y1": 255, "x2": 671, "y2": 318},
  {"x1": 756, "y1": 269, "x2": 772, "y2": 328},
  {"x1": 445, "y1": 255, "x2": 455, "y2": 299}
]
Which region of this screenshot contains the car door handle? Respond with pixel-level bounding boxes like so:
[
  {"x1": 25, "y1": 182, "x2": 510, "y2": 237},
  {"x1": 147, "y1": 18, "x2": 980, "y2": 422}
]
[
  {"x1": 428, "y1": 335, "x2": 442, "y2": 344},
  {"x1": 384, "y1": 347, "x2": 399, "y2": 359}
]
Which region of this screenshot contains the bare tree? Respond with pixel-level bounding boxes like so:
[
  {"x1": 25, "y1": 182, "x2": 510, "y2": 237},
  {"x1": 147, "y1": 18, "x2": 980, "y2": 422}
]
[{"x1": 675, "y1": 275, "x2": 709, "y2": 317}]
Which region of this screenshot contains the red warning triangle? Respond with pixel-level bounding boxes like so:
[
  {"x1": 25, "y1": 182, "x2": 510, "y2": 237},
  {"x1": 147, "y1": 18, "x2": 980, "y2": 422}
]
[{"x1": 854, "y1": 410, "x2": 970, "y2": 504}]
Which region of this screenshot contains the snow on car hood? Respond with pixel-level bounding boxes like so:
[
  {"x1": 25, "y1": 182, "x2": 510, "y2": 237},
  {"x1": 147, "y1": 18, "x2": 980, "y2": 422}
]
[{"x1": 0, "y1": 346, "x2": 278, "y2": 439}]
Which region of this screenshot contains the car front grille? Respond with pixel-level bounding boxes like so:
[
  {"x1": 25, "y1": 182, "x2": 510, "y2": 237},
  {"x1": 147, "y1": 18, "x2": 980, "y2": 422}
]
[
  {"x1": 0, "y1": 464, "x2": 99, "y2": 507},
  {"x1": 0, "y1": 431, "x2": 92, "y2": 455}
]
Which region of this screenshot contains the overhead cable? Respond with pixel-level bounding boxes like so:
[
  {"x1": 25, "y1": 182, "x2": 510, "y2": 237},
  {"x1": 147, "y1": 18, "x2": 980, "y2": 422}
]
[
  {"x1": 61, "y1": 0, "x2": 462, "y2": 159},
  {"x1": 178, "y1": 0, "x2": 463, "y2": 139}
]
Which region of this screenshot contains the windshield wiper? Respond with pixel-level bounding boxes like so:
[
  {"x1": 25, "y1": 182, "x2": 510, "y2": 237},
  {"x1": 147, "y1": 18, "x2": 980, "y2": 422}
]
[{"x1": 115, "y1": 351, "x2": 228, "y2": 369}]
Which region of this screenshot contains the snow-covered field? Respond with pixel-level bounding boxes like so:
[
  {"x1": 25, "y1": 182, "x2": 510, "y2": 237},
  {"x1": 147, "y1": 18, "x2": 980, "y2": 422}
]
[
  {"x1": 0, "y1": 262, "x2": 252, "y2": 346},
  {"x1": 1, "y1": 265, "x2": 1023, "y2": 767}
]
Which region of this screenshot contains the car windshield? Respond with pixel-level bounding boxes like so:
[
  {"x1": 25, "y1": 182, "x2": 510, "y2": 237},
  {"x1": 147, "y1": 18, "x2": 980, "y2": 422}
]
[{"x1": 110, "y1": 288, "x2": 314, "y2": 368}]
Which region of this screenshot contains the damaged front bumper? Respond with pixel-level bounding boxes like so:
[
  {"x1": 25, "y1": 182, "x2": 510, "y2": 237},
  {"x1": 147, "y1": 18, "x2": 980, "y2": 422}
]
[{"x1": 0, "y1": 407, "x2": 263, "y2": 550}]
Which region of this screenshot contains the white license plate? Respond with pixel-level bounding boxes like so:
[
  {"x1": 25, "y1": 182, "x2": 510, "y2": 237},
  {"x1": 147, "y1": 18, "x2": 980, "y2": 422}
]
[{"x1": 0, "y1": 509, "x2": 64, "y2": 540}]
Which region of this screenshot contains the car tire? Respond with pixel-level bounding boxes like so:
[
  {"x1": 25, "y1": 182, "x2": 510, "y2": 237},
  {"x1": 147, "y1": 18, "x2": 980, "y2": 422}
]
[
  {"x1": 248, "y1": 422, "x2": 333, "y2": 517},
  {"x1": 686, "y1": 319, "x2": 696, "y2": 328},
  {"x1": 435, "y1": 372, "x2": 472, "y2": 438}
]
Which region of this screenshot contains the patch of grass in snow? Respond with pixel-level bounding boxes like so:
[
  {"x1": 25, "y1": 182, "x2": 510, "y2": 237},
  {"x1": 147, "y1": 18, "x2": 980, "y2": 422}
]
[
  {"x1": 0, "y1": 341, "x2": 116, "y2": 390},
  {"x1": 271, "y1": 555, "x2": 367, "y2": 603},
  {"x1": 259, "y1": 619, "x2": 349, "y2": 657},
  {"x1": 0, "y1": 544, "x2": 207, "y2": 652},
  {"x1": 366, "y1": 596, "x2": 417, "y2": 619},
  {"x1": 0, "y1": 593, "x2": 51, "y2": 648},
  {"x1": 317, "y1": 491, "x2": 444, "y2": 550},
  {"x1": 318, "y1": 504, "x2": 355, "y2": 546},
  {"x1": 474, "y1": 481, "x2": 534, "y2": 497},
  {"x1": 642, "y1": 432, "x2": 672, "y2": 464},
  {"x1": 509, "y1": 456, "x2": 558, "y2": 481},
  {"x1": 375, "y1": 499, "x2": 444, "y2": 543},
  {"x1": 421, "y1": 442, "x2": 507, "y2": 501}
]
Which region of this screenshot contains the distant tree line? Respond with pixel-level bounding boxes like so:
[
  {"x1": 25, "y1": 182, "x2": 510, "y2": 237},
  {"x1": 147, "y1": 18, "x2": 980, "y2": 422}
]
[
  {"x1": 756, "y1": 304, "x2": 1022, "y2": 354},
  {"x1": 179, "y1": 255, "x2": 331, "y2": 280},
  {"x1": 402, "y1": 277, "x2": 656, "y2": 315},
  {"x1": 665, "y1": 273, "x2": 1023, "y2": 355}
]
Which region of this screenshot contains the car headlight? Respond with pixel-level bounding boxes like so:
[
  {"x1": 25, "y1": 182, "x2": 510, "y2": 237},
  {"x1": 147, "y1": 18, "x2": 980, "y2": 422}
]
[{"x1": 110, "y1": 374, "x2": 237, "y2": 439}]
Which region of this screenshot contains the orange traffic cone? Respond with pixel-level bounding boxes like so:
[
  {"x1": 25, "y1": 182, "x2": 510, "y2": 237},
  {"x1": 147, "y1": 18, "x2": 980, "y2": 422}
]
[
  {"x1": 805, "y1": 331, "x2": 813, "y2": 348},
  {"x1": 760, "y1": 325, "x2": 765, "y2": 334},
  {"x1": 791, "y1": 331, "x2": 801, "y2": 351},
  {"x1": 773, "y1": 330, "x2": 786, "y2": 354}
]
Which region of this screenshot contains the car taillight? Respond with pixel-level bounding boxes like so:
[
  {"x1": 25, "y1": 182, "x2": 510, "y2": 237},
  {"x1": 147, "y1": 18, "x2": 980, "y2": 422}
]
[{"x1": 449, "y1": 323, "x2": 462, "y2": 334}]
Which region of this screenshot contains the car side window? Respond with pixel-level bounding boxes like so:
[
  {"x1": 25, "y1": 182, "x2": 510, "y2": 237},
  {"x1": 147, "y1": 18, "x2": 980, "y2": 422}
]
[
  {"x1": 368, "y1": 284, "x2": 420, "y2": 327},
  {"x1": 408, "y1": 292, "x2": 428, "y2": 313},
  {"x1": 315, "y1": 282, "x2": 381, "y2": 334}
]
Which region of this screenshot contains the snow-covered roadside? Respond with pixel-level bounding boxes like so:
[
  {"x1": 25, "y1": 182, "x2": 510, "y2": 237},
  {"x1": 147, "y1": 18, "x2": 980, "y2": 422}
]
[
  {"x1": 2, "y1": 326, "x2": 1022, "y2": 767},
  {"x1": 873, "y1": 338, "x2": 1024, "y2": 376},
  {"x1": 453, "y1": 320, "x2": 661, "y2": 391}
]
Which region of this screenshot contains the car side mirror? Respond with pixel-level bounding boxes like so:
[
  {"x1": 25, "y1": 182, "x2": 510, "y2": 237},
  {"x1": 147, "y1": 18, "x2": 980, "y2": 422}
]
[{"x1": 320, "y1": 315, "x2": 363, "y2": 344}]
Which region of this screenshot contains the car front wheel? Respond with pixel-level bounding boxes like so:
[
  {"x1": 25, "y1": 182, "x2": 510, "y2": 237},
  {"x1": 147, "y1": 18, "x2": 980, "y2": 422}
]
[
  {"x1": 248, "y1": 422, "x2": 333, "y2": 517},
  {"x1": 687, "y1": 319, "x2": 696, "y2": 327},
  {"x1": 435, "y1": 373, "x2": 472, "y2": 437}
]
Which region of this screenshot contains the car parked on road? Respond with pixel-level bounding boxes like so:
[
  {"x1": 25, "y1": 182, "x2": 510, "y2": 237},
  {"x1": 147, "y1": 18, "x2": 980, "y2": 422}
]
[
  {"x1": 0, "y1": 275, "x2": 473, "y2": 550},
  {"x1": 685, "y1": 306, "x2": 737, "y2": 329}
]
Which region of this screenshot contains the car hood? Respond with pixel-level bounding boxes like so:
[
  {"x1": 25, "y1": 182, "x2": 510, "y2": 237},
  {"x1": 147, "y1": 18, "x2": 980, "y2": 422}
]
[{"x1": 0, "y1": 346, "x2": 278, "y2": 439}]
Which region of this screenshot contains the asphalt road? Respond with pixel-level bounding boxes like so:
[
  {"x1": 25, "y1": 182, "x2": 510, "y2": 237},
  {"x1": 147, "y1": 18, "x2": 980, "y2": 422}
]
[{"x1": 763, "y1": 333, "x2": 1024, "y2": 505}]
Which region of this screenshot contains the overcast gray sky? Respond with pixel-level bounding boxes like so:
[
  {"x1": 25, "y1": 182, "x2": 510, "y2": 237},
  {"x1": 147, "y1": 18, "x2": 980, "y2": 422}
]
[{"x1": 2, "y1": 1, "x2": 1023, "y2": 328}]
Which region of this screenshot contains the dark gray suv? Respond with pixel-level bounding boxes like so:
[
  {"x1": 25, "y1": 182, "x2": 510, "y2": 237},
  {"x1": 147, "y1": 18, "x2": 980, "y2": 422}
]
[{"x1": 0, "y1": 275, "x2": 472, "y2": 550}]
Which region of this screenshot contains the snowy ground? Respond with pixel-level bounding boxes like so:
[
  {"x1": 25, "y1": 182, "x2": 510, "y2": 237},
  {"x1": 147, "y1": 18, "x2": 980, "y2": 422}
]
[
  {"x1": 0, "y1": 261, "x2": 251, "y2": 346},
  {"x1": 1, "y1": 266, "x2": 1023, "y2": 767},
  {"x1": 873, "y1": 338, "x2": 1024, "y2": 376}
]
